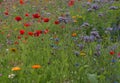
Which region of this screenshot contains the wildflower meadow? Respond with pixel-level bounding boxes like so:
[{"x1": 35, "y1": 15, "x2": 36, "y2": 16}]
[{"x1": 0, "y1": 0, "x2": 120, "y2": 83}]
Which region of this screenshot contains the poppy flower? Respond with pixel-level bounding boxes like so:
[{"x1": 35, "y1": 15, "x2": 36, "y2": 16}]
[
  {"x1": 32, "y1": 13, "x2": 40, "y2": 18},
  {"x1": 19, "y1": 0, "x2": 24, "y2": 5},
  {"x1": 25, "y1": 13, "x2": 29, "y2": 17},
  {"x1": 54, "y1": 20, "x2": 60, "y2": 25},
  {"x1": 43, "y1": 18, "x2": 49, "y2": 22},
  {"x1": 32, "y1": 64, "x2": 41, "y2": 69},
  {"x1": 28, "y1": 32, "x2": 33, "y2": 36},
  {"x1": 109, "y1": 51, "x2": 115, "y2": 55},
  {"x1": 14, "y1": 41, "x2": 19, "y2": 45},
  {"x1": 117, "y1": 52, "x2": 120, "y2": 58},
  {"x1": 68, "y1": 0, "x2": 75, "y2": 7},
  {"x1": 4, "y1": 11, "x2": 9, "y2": 16},
  {"x1": 15, "y1": 16, "x2": 22, "y2": 22},
  {"x1": 19, "y1": 30, "x2": 25, "y2": 35},
  {"x1": 24, "y1": 23, "x2": 31, "y2": 27},
  {"x1": 44, "y1": 29, "x2": 49, "y2": 34},
  {"x1": 12, "y1": 67, "x2": 21, "y2": 71},
  {"x1": 17, "y1": 36, "x2": 21, "y2": 39},
  {"x1": 34, "y1": 30, "x2": 42, "y2": 37}
]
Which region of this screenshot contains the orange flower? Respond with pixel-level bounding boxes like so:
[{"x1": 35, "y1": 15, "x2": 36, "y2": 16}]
[
  {"x1": 12, "y1": 67, "x2": 21, "y2": 71},
  {"x1": 32, "y1": 64, "x2": 41, "y2": 69},
  {"x1": 88, "y1": 0, "x2": 92, "y2": 2},
  {"x1": 72, "y1": 33, "x2": 77, "y2": 37}
]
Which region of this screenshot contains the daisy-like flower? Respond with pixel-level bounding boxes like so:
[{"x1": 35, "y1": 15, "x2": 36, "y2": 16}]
[
  {"x1": 32, "y1": 64, "x2": 41, "y2": 69},
  {"x1": 8, "y1": 74, "x2": 15, "y2": 79},
  {"x1": 12, "y1": 67, "x2": 21, "y2": 71},
  {"x1": 72, "y1": 33, "x2": 77, "y2": 37},
  {"x1": 10, "y1": 48, "x2": 17, "y2": 52}
]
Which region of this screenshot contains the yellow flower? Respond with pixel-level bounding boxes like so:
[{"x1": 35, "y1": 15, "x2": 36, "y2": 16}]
[
  {"x1": 73, "y1": 20, "x2": 78, "y2": 23},
  {"x1": 32, "y1": 64, "x2": 41, "y2": 69},
  {"x1": 72, "y1": 16, "x2": 77, "y2": 19},
  {"x1": 12, "y1": 67, "x2": 21, "y2": 71},
  {"x1": 10, "y1": 48, "x2": 17, "y2": 52},
  {"x1": 80, "y1": 51, "x2": 86, "y2": 56}
]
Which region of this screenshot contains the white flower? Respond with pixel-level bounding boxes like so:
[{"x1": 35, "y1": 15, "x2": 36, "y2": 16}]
[
  {"x1": 8, "y1": 74, "x2": 15, "y2": 79},
  {"x1": 6, "y1": 49, "x2": 9, "y2": 52}
]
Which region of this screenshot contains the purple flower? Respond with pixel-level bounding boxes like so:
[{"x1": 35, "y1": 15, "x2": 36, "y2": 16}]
[
  {"x1": 83, "y1": 36, "x2": 90, "y2": 42},
  {"x1": 77, "y1": 44, "x2": 84, "y2": 50},
  {"x1": 106, "y1": 28, "x2": 113, "y2": 31},
  {"x1": 92, "y1": 4, "x2": 99, "y2": 10},
  {"x1": 89, "y1": 35, "x2": 95, "y2": 42}
]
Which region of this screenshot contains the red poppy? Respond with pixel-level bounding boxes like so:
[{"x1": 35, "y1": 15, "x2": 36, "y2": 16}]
[
  {"x1": 4, "y1": 11, "x2": 9, "y2": 16},
  {"x1": 44, "y1": 29, "x2": 49, "y2": 34},
  {"x1": 43, "y1": 18, "x2": 49, "y2": 22},
  {"x1": 15, "y1": 16, "x2": 22, "y2": 22},
  {"x1": 118, "y1": 52, "x2": 120, "y2": 58},
  {"x1": 17, "y1": 36, "x2": 21, "y2": 39},
  {"x1": 19, "y1": 0, "x2": 24, "y2": 5},
  {"x1": 24, "y1": 23, "x2": 31, "y2": 27},
  {"x1": 34, "y1": 30, "x2": 42, "y2": 37},
  {"x1": 28, "y1": 32, "x2": 33, "y2": 36},
  {"x1": 19, "y1": 30, "x2": 25, "y2": 35},
  {"x1": 68, "y1": 0, "x2": 75, "y2": 7},
  {"x1": 32, "y1": 13, "x2": 40, "y2": 18},
  {"x1": 54, "y1": 20, "x2": 60, "y2": 25},
  {"x1": 109, "y1": 51, "x2": 115, "y2": 55},
  {"x1": 25, "y1": 13, "x2": 29, "y2": 17},
  {"x1": 14, "y1": 41, "x2": 19, "y2": 45}
]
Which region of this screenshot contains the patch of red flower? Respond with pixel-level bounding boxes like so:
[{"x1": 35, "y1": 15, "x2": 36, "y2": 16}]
[
  {"x1": 68, "y1": 0, "x2": 75, "y2": 7},
  {"x1": 17, "y1": 36, "x2": 21, "y2": 39},
  {"x1": 118, "y1": 52, "x2": 120, "y2": 58},
  {"x1": 34, "y1": 30, "x2": 42, "y2": 37},
  {"x1": 19, "y1": 30, "x2": 25, "y2": 35},
  {"x1": 109, "y1": 51, "x2": 115, "y2": 55},
  {"x1": 14, "y1": 41, "x2": 19, "y2": 45},
  {"x1": 19, "y1": 0, "x2": 24, "y2": 5},
  {"x1": 24, "y1": 23, "x2": 31, "y2": 27},
  {"x1": 44, "y1": 29, "x2": 49, "y2": 34},
  {"x1": 43, "y1": 18, "x2": 49, "y2": 22},
  {"x1": 28, "y1": 32, "x2": 33, "y2": 36},
  {"x1": 15, "y1": 16, "x2": 22, "y2": 22},
  {"x1": 4, "y1": 11, "x2": 9, "y2": 16},
  {"x1": 54, "y1": 20, "x2": 60, "y2": 25},
  {"x1": 32, "y1": 13, "x2": 40, "y2": 18},
  {"x1": 25, "y1": 13, "x2": 29, "y2": 17}
]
